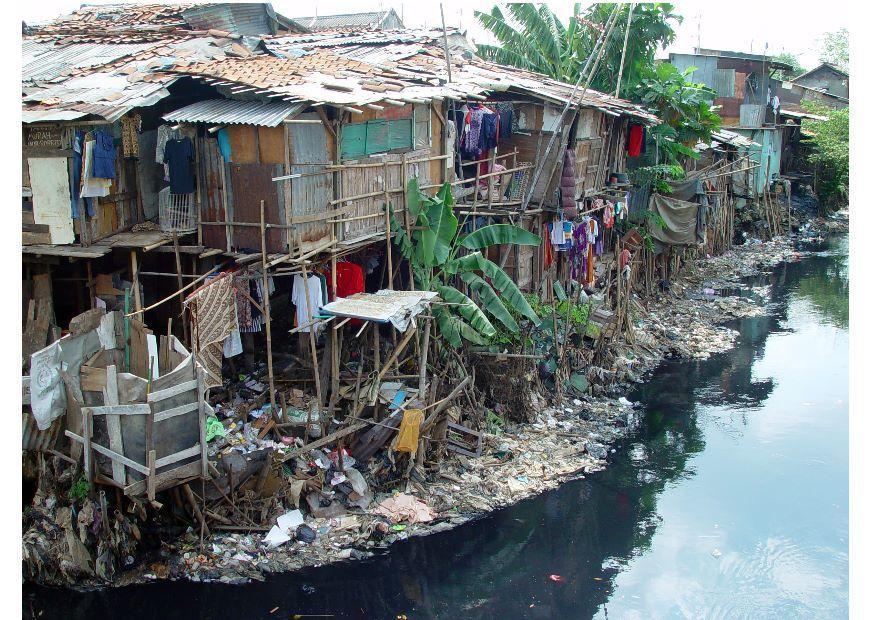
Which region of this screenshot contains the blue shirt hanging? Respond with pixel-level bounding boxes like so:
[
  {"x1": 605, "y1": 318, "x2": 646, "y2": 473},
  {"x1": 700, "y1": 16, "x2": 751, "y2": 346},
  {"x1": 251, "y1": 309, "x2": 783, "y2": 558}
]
[{"x1": 91, "y1": 129, "x2": 117, "y2": 179}]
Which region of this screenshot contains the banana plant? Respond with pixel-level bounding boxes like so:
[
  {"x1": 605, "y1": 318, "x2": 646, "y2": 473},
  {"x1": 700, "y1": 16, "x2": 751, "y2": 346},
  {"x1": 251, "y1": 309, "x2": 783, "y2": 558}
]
[{"x1": 390, "y1": 179, "x2": 542, "y2": 348}]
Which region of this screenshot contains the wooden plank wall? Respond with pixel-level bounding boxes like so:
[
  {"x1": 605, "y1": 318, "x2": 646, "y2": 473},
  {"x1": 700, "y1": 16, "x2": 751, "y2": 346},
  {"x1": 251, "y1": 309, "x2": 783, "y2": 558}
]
[{"x1": 339, "y1": 148, "x2": 431, "y2": 243}]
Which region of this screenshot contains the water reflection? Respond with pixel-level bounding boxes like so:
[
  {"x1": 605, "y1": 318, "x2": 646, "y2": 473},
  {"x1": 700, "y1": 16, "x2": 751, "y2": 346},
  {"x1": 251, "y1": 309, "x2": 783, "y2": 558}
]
[{"x1": 24, "y1": 238, "x2": 849, "y2": 619}]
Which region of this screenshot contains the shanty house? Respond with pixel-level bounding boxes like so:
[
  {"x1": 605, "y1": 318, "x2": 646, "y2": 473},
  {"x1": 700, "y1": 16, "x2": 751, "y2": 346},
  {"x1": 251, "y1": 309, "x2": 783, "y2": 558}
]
[
  {"x1": 787, "y1": 63, "x2": 849, "y2": 110},
  {"x1": 22, "y1": 4, "x2": 657, "y2": 412}
]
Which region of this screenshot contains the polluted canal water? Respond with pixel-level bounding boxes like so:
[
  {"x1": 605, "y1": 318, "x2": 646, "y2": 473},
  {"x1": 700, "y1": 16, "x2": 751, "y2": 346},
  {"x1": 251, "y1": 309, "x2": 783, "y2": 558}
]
[{"x1": 25, "y1": 236, "x2": 849, "y2": 619}]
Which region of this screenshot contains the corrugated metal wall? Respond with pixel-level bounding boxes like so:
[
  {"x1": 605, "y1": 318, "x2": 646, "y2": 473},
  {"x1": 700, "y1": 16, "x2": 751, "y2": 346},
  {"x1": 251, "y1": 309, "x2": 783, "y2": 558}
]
[
  {"x1": 286, "y1": 114, "x2": 332, "y2": 249},
  {"x1": 181, "y1": 3, "x2": 276, "y2": 35},
  {"x1": 670, "y1": 54, "x2": 718, "y2": 89}
]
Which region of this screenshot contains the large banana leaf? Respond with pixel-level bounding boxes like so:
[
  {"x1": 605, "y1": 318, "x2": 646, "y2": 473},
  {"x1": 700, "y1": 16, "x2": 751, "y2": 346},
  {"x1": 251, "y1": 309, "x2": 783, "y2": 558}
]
[
  {"x1": 437, "y1": 285, "x2": 496, "y2": 338},
  {"x1": 460, "y1": 224, "x2": 542, "y2": 250},
  {"x1": 423, "y1": 185, "x2": 457, "y2": 267},
  {"x1": 460, "y1": 272, "x2": 520, "y2": 333},
  {"x1": 388, "y1": 202, "x2": 414, "y2": 262},
  {"x1": 404, "y1": 180, "x2": 458, "y2": 268},
  {"x1": 447, "y1": 251, "x2": 539, "y2": 324},
  {"x1": 433, "y1": 306, "x2": 488, "y2": 348}
]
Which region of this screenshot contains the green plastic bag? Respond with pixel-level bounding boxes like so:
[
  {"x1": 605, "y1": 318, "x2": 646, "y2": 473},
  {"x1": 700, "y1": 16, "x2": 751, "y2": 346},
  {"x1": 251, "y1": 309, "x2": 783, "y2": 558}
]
[{"x1": 205, "y1": 415, "x2": 227, "y2": 442}]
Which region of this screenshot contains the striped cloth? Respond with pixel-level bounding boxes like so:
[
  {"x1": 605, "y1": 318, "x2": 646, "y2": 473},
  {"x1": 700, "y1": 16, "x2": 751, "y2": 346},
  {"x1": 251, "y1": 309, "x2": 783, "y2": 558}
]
[{"x1": 185, "y1": 273, "x2": 236, "y2": 388}]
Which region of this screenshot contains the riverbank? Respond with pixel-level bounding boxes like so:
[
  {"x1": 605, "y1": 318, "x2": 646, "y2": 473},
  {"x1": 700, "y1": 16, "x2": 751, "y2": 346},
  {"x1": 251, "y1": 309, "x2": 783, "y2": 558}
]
[
  {"x1": 24, "y1": 211, "x2": 847, "y2": 589},
  {"x1": 123, "y1": 212, "x2": 845, "y2": 586}
]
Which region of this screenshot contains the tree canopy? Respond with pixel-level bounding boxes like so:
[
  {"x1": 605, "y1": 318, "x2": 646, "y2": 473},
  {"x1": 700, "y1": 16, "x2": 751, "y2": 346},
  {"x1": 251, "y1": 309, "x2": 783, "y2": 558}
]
[
  {"x1": 772, "y1": 52, "x2": 806, "y2": 79},
  {"x1": 474, "y1": 3, "x2": 680, "y2": 98},
  {"x1": 819, "y1": 28, "x2": 849, "y2": 73}
]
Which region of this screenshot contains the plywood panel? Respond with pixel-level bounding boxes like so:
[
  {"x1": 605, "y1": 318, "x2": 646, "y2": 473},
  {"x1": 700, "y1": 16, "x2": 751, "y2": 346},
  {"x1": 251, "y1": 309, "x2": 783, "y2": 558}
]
[
  {"x1": 227, "y1": 125, "x2": 257, "y2": 164},
  {"x1": 27, "y1": 157, "x2": 75, "y2": 244},
  {"x1": 229, "y1": 163, "x2": 284, "y2": 252},
  {"x1": 258, "y1": 126, "x2": 285, "y2": 165}
]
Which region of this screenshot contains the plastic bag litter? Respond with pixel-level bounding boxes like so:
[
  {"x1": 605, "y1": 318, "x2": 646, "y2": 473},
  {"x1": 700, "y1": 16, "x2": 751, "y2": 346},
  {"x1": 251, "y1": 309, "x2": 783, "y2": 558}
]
[
  {"x1": 374, "y1": 493, "x2": 435, "y2": 524},
  {"x1": 392, "y1": 409, "x2": 424, "y2": 454}
]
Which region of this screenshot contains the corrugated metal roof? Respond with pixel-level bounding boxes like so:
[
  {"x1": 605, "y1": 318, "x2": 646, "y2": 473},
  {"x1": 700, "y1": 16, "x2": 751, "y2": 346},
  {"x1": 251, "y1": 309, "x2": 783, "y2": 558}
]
[
  {"x1": 163, "y1": 98, "x2": 305, "y2": 126},
  {"x1": 710, "y1": 129, "x2": 760, "y2": 148},
  {"x1": 23, "y1": 41, "x2": 160, "y2": 82},
  {"x1": 22, "y1": 35, "x2": 229, "y2": 122},
  {"x1": 291, "y1": 10, "x2": 399, "y2": 30},
  {"x1": 22, "y1": 109, "x2": 89, "y2": 123}
]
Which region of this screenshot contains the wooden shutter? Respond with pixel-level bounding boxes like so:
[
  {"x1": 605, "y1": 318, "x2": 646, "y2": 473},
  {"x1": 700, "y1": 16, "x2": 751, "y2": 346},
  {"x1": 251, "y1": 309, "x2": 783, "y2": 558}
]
[
  {"x1": 388, "y1": 119, "x2": 413, "y2": 150},
  {"x1": 340, "y1": 122, "x2": 367, "y2": 159},
  {"x1": 365, "y1": 120, "x2": 388, "y2": 155}
]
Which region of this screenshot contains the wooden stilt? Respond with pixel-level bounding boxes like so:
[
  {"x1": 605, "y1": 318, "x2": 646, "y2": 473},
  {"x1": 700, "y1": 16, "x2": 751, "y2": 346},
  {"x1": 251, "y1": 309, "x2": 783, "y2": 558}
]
[
  {"x1": 383, "y1": 159, "x2": 394, "y2": 290},
  {"x1": 259, "y1": 200, "x2": 277, "y2": 419},
  {"x1": 172, "y1": 231, "x2": 190, "y2": 346},
  {"x1": 418, "y1": 317, "x2": 431, "y2": 400},
  {"x1": 130, "y1": 249, "x2": 142, "y2": 312}
]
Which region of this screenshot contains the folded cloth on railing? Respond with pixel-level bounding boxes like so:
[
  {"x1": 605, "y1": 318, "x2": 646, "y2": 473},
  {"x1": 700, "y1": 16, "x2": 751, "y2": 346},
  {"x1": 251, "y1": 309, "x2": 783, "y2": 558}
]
[{"x1": 185, "y1": 273, "x2": 236, "y2": 388}]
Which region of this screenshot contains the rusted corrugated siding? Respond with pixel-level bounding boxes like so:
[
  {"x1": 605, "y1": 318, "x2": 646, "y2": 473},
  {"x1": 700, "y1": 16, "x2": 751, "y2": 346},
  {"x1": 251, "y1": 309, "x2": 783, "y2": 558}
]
[
  {"x1": 23, "y1": 409, "x2": 64, "y2": 452},
  {"x1": 198, "y1": 135, "x2": 229, "y2": 250},
  {"x1": 288, "y1": 114, "x2": 332, "y2": 247},
  {"x1": 229, "y1": 164, "x2": 284, "y2": 252},
  {"x1": 181, "y1": 3, "x2": 276, "y2": 36}
]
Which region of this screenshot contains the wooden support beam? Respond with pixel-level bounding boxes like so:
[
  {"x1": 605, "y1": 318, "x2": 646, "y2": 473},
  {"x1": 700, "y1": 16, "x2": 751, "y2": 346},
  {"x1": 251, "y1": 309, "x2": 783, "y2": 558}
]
[{"x1": 259, "y1": 200, "x2": 277, "y2": 418}]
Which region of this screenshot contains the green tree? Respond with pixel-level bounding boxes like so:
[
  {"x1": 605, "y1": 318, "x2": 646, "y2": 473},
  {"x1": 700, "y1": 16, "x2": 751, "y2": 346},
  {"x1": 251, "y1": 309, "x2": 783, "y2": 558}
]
[
  {"x1": 391, "y1": 180, "x2": 542, "y2": 347},
  {"x1": 772, "y1": 52, "x2": 806, "y2": 79},
  {"x1": 635, "y1": 63, "x2": 722, "y2": 164},
  {"x1": 819, "y1": 27, "x2": 849, "y2": 72},
  {"x1": 800, "y1": 100, "x2": 849, "y2": 211},
  {"x1": 474, "y1": 3, "x2": 680, "y2": 98}
]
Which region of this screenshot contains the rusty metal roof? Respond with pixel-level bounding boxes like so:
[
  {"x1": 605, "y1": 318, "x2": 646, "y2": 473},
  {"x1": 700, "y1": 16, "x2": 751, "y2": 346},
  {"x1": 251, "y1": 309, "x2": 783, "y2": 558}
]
[
  {"x1": 22, "y1": 35, "x2": 233, "y2": 123},
  {"x1": 163, "y1": 98, "x2": 305, "y2": 126},
  {"x1": 23, "y1": 15, "x2": 657, "y2": 126}
]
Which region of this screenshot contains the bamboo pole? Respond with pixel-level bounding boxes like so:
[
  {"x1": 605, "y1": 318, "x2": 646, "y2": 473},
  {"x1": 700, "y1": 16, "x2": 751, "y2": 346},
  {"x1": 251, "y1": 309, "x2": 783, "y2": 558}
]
[
  {"x1": 259, "y1": 200, "x2": 277, "y2": 419},
  {"x1": 172, "y1": 231, "x2": 191, "y2": 346},
  {"x1": 130, "y1": 250, "x2": 142, "y2": 312},
  {"x1": 296, "y1": 234, "x2": 323, "y2": 427},
  {"x1": 383, "y1": 159, "x2": 394, "y2": 290}
]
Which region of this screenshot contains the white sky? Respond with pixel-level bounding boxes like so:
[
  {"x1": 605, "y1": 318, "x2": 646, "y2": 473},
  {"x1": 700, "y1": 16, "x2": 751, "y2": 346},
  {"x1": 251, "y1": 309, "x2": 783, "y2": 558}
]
[{"x1": 20, "y1": 1, "x2": 849, "y2": 70}]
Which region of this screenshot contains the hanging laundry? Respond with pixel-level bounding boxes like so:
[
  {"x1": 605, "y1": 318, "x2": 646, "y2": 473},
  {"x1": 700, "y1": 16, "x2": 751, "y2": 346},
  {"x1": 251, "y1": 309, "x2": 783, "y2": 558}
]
[
  {"x1": 462, "y1": 104, "x2": 487, "y2": 159},
  {"x1": 480, "y1": 110, "x2": 499, "y2": 151},
  {"x1": 185, "y1": 273, "x2": 237, "y2": 388},
  {"x1": 233, "y1": 272, "x2": 253, "y2": 330},
  {"x1": 121, "y1": 114, "x2": 141, "y2": 158},
  {"x1": 334, "y1": 261, "x2": 365, "y2": 300},
  {"x1": 164, "y1": 136, "x2": 195, "y2": 194},
  {"x1": 495, "y1": 102, "x2": 514, "y2": 137},
  {"x1": 543, "y1": 224, "x2": 554, "y2": 268},
  {"x1": 217, "y1": 128, "x2": 232, "y2": 163},
  {"x1": 550, "y1": 219, "x2": 566, "y2": 246},
  {"x1": 627, "y1": 123, "x2": 644, "y2": 157},
  {"x1": 570, "y1": 222, "x2": 589, "y2": 281},
  {"x1": 620, "y1": 248, "x2": 631, "y2": 269},
  {"x1": 155, "y1": 124, "x2": 180, "y2": 164},
  {"x1": 80, "y1": 138, "x2": 111, "y2": 198},
  {"x1": 91, "y1": 130, "x2": 116, "y2": 179},
  {"x1": 602, "y1": 200, "x2": 615, "y2": 229},
  {"x1": 240, "y1": 274, "x2": 274, "y2": 334},
  {"x1": 69, "y1": 130, "x2": 94, "y2": 219},
  {"x1": 292, "y1": 274, "x2": 324, "y2": 333}
]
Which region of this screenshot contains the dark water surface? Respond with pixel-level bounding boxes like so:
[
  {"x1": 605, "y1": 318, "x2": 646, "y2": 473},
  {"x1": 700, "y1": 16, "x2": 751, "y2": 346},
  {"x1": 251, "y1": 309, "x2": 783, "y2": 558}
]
[{"x1": 25, "y1": 237, "x2": 848, "y2": 619}]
